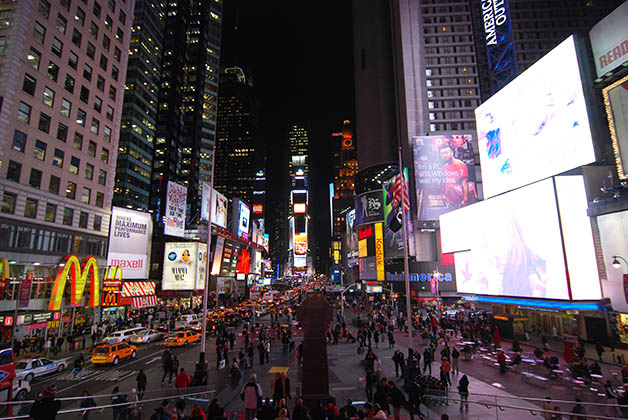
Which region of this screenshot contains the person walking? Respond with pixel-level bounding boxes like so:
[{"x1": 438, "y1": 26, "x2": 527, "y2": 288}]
[
  {"x1": 442, "y1": 358, "x2": 452, "y2": 385},
  {"x1": 29, "y1": 385, "x2": 61, "y2": 420},
  {"x1": 161, "y1": 349, "x2": 171, "y2": 386},
  {"x1": 451, "y1": 347, "x2": 460, "y2": 374},
  {"x1": 458, "y1": 374, "x2": 469, "y2": 412},
  {"x1": 364, "y1": 369, "x2": 375, "y2": 402},
  {"x1": 423, "y1": 347, "x2": 433, "y2": 375},
  {"x1": 79, "y1": 390, "x2": 96, "y2": 420},
  {"x1": 175, "y1": 367, "x2": 191, "y2": 394},
  {"x1": 136, "y1": 369, "x2": 147, "y2": 399},
  {"x1": 258, "y1": 341, "x2": 266, "y2": 365},
  {"x1": 388, "y1": 382, "x2": 407, "y2": 420},
  {"x1": 73, "y1": 352, "x2": 85, "y2": 378},
  {"x1": 241, "y1": 373, "x2": 263, "y2": 420},
  {"x1": 111, "y1": 386, "x2": 127, "y2": 420},
  {"x1": 393, "y1": 349, "x2": 405, "y2": 377}
]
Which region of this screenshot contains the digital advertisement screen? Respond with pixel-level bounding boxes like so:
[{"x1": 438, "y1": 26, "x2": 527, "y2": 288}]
[
  {"x1": 294, "y1": 233, "x2": 307, "y2": 256},
  {"x1": 603, "y1": 75, "x2": 628, "y2": 179},
  {"x1": 475, "y1": 36, "x2": 595, "y2": 198},
  {"x1": 238, "y1": 201, "x2": 250, "y2": 239},
  {"x1": 442, "y1": 179, "x2": 569, "y2": 299}
]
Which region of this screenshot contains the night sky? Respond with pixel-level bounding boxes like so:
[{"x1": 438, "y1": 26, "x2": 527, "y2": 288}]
[{"x1": 221, "y1": 1, "x2": 355, "y2": 271}]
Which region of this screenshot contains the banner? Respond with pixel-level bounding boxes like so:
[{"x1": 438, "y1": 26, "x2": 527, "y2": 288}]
[
  {"x1": 201, "y1": 183, "x2": 228, "y2": 228},
  {"x1": 107, "y1": 207, "x2": 152, "y2": 279},
  {"x1": 164, "y1": 181, "x2": 187, "y2": 237},
  {"x1": 211, "y1": 236, "x2": 225, "y2": 276},
  {"x1": 18, "y1": 273, "x2": 33, "y2": 308},
  {"x1": 345, "y1": 209, "x2": 358, "y2": 267},
  {"x1": 355, "y1": 190, "x2": 385, "y2": 226},
  {"x1": 374, "y1": 223, "x2": 384, "y2": 281},
  {"x1": 162, "y1": 242, "x2": 207, "y2": 290},
  {"x1": 411, "y1": 135, "x2": 477, "y2": 221}
]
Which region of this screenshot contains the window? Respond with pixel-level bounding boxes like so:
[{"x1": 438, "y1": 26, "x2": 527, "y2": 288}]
[
  {"x1": 64, "y1": 74, "x2": 75, "y2": 93},
  {"x1": 68, "y1": 51, "x2": 78, "y2": 69},
  {"x1": 70, "y1": 156, "x2": 80, "y2": 174},
  {"x1": 56, "y1": 122, "x2": 68, "y2": 142},
  {"x1": 87, "y1": 141, "x2": 97, "y2": 157},
  {"x1": 93, "y1": 2, "x2": 101, "y2": 17},
  {"x1": 52, "y1": 148, "x2": 64, "y2": 168},
  {"x1": 63, "y1": 208, "x2": 73, "y2": 225},
  {"x1": 114, "y1": 46, "x2": 121, "y2": 62},
  {"x1": 73, "y1": 132, "x2": 83, "y2": 150},
  {"x1": 99, "y1": 54, "x2": 108, "y2": 71},
  {"x1": 86, "y1": 42, "x2": 95, "y2": 59},
  {"x1": 45, "y1": 203, "x2": 57, "y2": 222},
  {"x1": 29, "y1": 169, "x2": 42, "y2": 189},
  {"x1": 102, "y1": 35, "x2": 110, "y2": 51},
  {"x1": 111, "y1": 65, "x2": 119, "y2": 81},
  {"x1": 56, "y1": 14, "x2": 67, "y2": 34},
  {"x1": 6, "y1": 160, "x2": 21, "y2": 182},
  {"x1": 12, "y1": 130, "x2": 26, "y2": 152},
  {"x1": 98, "y1": 169, "x2": 106, "y2": 185},
  {"x1": 51, "y1": 37, "x2": 63, "y2": 57},
  {"x1": 38, "y1": 0, "x2": 51, "y2": 18},
  {"x1": 80, "y1": 85, "x2": 89, "y2": 103},
  {"x1": 48, "y1": 175, "x2": 60, "y2": 194},
  {"x1": 103, "y1": 126, "x2": 111, "y2": 142},
  {"x1": 38, "y1": 112, "x2": 51, "y2": 133},
  {"x1": 75, "y1": 7, "x2": 85, "y2": 25},
  {"x1": 23, "y1": 74, "x2": 36, "y2": 95},
  {"x1": 1, "y1": 193, "x2": 16, "y2": 214},
  {"x1": 90, "y1": 21, "x2": 98, "y2": 39},
  {"x1": 60, "y1": 0, "x2": 70, "y2": 11},
  {"x1": 17, "y1": 102, "x2": 32, "y2": 124},
  {"x1": 42, "y1": 87, "x2": 55, "y2": 107},
  {"x1": 105, "y1": 15, "x2": 112, "y2": 30},
  {"x1": 34, "y1": 140, "x2": 47, "y2": 160},
  {"x1": 60, "y1": 98, "x2": 71, "y2": 117},
  {"x1": 33, "y1": 21, "x2": 46, "y2": 43},
  {"x1": 81, "y1": 187, "x2": 91, "y2": 204},
  {"x1": 85, "y1": 162, "x2": 94, "y2": 180},
  {"x1": 0, "y1": 36, "x2": 6, "y2": 54},
  {"x1": 105, "y1": 106, "x2": 114, "y2": 121},
  {"x1": 83, "y1": 63, "x2": 92, "y2": 81},
  {"x1": 75, "y1": 108, "x2": 86, "y2": 127},
  {"x1": 101, "y1": 147, "x2": 109, "y2": 163},
  {"x1": 93, "y1": 214, "x2": 102, "y2": 231},
  {"x1": 47, "y1": 61, "x2": 59, "y2": 81},
  {"x1": 90, "y1": 117, "x2": 99, "y2": 134},
  {"x1": 108, "y1": 0, "x2": 115, "y2": 12},
  {"x1": 79, "y1": 211, "x2": 88, "y2": 228},
  {"x1": 95, "y1": 192, "x2": 104, "y2": 208},
  {"x1": 119, "y1": 10, "x2": 126, "y2": 24},
  {"x1": 109, "y1": 85, "x2": 116, "y2": 100},
  {"x1": 96, "y1": 75, "x2": 105, "y2": 91},
  {"x1": 66, "y1": 181, "x2": 76, "y2": 199},
  {"x1": 27, "y1": 48, "x2": 41, "y2": 69},
  {"x1": 71, "y1": 28, "x2": 82, "y2": 47},
  {"x1": 24, "y1": 198, "x2": 38, "y2": 218},
  {"x1": 93, "y1": 96, "x2": 102, "y2": 112},
  {"x1": 116, "y1": 28, "x2": 123, "y2": 42}
]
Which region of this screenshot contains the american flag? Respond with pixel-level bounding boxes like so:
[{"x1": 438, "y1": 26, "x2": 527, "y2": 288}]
[{"x1": 392, "y1": 173, "x2": 410, "y2": 212}]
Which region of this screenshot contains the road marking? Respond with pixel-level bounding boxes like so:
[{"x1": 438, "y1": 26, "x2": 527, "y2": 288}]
[
  {"x1": 145, "y1": 356, "x2": 162, "y2": 364},
  {"x1": 332, "y1": 387, "x2": 357, "y2": 391}
]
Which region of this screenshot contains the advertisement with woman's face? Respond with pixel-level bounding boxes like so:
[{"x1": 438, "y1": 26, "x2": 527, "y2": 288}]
[{"x1": 454, "y1": 179, "x2": 569, "y2": 299}]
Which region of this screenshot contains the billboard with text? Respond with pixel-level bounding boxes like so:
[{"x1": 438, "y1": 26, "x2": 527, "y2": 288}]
[{"x1": 107, "y1": 207, "x2": 152, "y2": 279}]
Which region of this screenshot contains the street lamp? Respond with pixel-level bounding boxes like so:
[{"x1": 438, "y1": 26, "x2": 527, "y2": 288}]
[{"x1": 612, "y1": 256, "x2": 628, "y2": 269}]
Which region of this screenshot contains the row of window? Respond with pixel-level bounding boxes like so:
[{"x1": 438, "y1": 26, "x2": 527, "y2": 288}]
[
  {"x1": 1, "y1": 191, "x2": 102, "y2": 231},
  {"x1": 5, "y1": 159, "x2": 106, "y2": 206},
  {"x1": 426, "y1": 77, "x2": 477, "y2": 87},
  {"x1": 428, "y1": 99, "x2": 479, "y2": 109},
  {"x1": 426, "y1": 66, "x2": 477, "y2": 76},
  {"x1": 429, "y1": 122, "x2": 476, "y2": 132},
  {"x1": 423, "y1": 25, "x2": 471, "y2": 34},
  {"x1": 427, "y1": 88, "x2": 478, "y2": 98},
  {"x1": 425, "y1": 35, "x2": 473, "y2": 45}
]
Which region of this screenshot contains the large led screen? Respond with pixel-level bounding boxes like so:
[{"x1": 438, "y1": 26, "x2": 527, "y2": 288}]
[
  {"x1": 603, "y1": 75, "x2": 628, "y2": 179},
  {"x1": 442, "y1": 179, "x2": 569, "y2": 299},
  {"x1": 475, "y1": 36, "x2": 595, "y2": 198}
]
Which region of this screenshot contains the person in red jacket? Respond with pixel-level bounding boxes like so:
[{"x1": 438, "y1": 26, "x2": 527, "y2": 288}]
[{"x1": 174, "y1": 367, "x2": 191, "y2": 394}]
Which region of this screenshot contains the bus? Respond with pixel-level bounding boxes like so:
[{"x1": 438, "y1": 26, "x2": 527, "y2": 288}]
[{"x1": 0, "y1": 347, "x2": 16, "y2": 416}]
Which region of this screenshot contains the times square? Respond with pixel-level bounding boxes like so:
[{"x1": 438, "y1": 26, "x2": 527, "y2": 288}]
[{"x1": 2, "y1": 0, "x2": 628, "y2": 420}]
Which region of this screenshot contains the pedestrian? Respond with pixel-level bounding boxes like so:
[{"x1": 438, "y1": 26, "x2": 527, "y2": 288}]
[
  {"x1": 596, "y1": 343, "x2": 605, "y2": 362},
  {"x1": 364, "y1": 368, "x2": 374, "y2": 402},
  {"x1": 175, "y1": 367, "x2": 191, "y2": 394},
  {"x1": 373, "y1": 355, "x2": 382, "y2": 381},
  {"x1": 13, "y1": 337, "x2": 20, "y2": 358},
  {"x1": 161, "y1": 349, "x2": 171, "y2": 385},
  {"x1": 457, "y1": 374, "x2": 469, "y2": 412},
  {"x1": 207, "y1": 398, "x2": 224, "y2": 420},
  {"x1": 393, "y1": 349, "x2": 404, "y2": 377},
  {"x1": 44, "y1": 338, "x2": 52, "y2": 357},
  {"x1": 136, "y1": 369, "x2": 147, "y2": 399},
  {"x1": 297, "y1": 342, "x2": 303, "y2": 366},
  {"x1": 129, "y1": 388, "x2": 138, "y2": 408},
  {"x1": 190, "y1": 404, "x2": 207, "y2": 420},
  {"x1": 72, "y1": 352, "x2": 85, "y2": 378},
  {"x1": 170, "y1": 355, "x2": 180, "y2": 385},
  {"x1": 79, "y1": 390, "x2": 96, "y2": 420},
  {"x1": 423, "y1": 347, "x2": 433, "y2": 375},
  {"x1": 441, "y1": 359, "x2": 452, "y2": 385},
  {"x1": 292, "y1": 398, "x2": 309, "y2": 420},
  {"x1": 111, "y1": 386, "x2": 127, "y2": 420},
  {"x1": 258, "y1": 341, "x2": 266, "y2": 365},
  {"x1": 388, "y1": 382, "x2": 407, "y2": 420},
  {"x1": 542, "y1": 397, "x2": 554, "y2": 420},
  {"x1": 241, "y1": 373, "x2": 263, "y2": 420},
  {"x1": 451, "y1": 347, "x2": 460, "y2": 374},
  {"x1": 247, "y1": 344, "x2": 255, "y2": 368},
  {"x1": 29, "y1": 385, "x2": 61, "y2": 420},
  {"x1": 570, "y1": 398, "x2": 586, "y2": 420}
]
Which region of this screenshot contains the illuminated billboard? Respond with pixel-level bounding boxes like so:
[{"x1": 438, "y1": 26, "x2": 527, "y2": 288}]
[
  {"x1": 589, "y1": 1, "x2": 628, "y2": 78},
  {"x1": 480, "y1": 0, "x2": 516, "y2": 92},
  {"x1": 162, "y1": 242, "x2": 207, "y2": 290},
  {"x1": 201, "y1": 183, "x2": 228, "y2": 228},
  {"x1": 346, "y1": 209, "x2": 358, "y2": 267},
  {"x1": 294, "y1": 233, "x2": 307, "y2": 256},
  {"x1": 475, "y1": 36, "x2": 595, "y2": 198},
  {"x1": 294, "y1": 203, "x2": 306, "y2": 214},
  {"x1": 231, "y1": 200, "x2": 250, "y2": 240},
  {"x1": 107, "y1": 207, "x2": 152, "y2": 279},
  {"x1": 164, "y1": 181, "x2": 187, "y2": 237},
  {"x1": 603, "y1": 75, "x2": 628, "y2": 179},
  {"x1": 253, "y1": 204, "x2": 263, "y2": 214}
]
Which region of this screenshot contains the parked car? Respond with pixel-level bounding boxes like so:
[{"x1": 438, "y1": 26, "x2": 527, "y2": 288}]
[
  {"x1": 12, "y1": 378, "x2": 30, "y2": 401},
  {"x1": 129, "y1": 329, "x2": 163, "y2": 345},
  {"x1": 164, "y1": 330, "x2": 201, "y2": 347},
  {"x1": 103, "y1": 327, "x2": 146, "y2": 344},
  {"x1": 91, "y1": 342, "x2": 137, "y2": 365},
  {"x1": 15, "y1": 358, "x2": 67, "y2": 382}
]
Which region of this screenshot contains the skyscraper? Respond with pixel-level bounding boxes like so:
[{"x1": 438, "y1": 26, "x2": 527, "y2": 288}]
[
  {"x1": 331, "y1": 120, "x2": 358, "y2": 238},
  {"x1": 214, "y1": 66, "x2": 262, "y2": 207},
  {"x1": 0, "y1": 0, "x2": 133, "y2": 271},
  {"x1": 113, "y1": 0, "x2": 164, "y2": 211}
]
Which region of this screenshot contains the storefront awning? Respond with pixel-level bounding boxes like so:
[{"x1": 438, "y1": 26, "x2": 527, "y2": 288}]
[{"x1": 132, "y1": 295, "x2": 158, "y2": 308}]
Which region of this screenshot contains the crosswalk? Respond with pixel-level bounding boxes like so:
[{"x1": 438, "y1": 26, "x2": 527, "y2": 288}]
[{"x1": 56, "y1": 368, "x2": 139, "y2": 383}]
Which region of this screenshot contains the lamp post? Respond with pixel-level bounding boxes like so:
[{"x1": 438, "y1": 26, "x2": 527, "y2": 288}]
[
  {"x1": 611, "y1": 256, "x2": 628, "y2": 269},
  {"x1": 340, "y1": 282, "x2": 358, "y2": 320}
]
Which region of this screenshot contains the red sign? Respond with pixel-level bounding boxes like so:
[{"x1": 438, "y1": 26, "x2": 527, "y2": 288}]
[
  {"x1": 18, "y1": 274, "x2": 33, "y2": 308},
  {"x1": 430, "y1": 277, "x2": 438, "y2": 295},
  {"x1": 0, "y1": 278, "x2": 7, "y2": 291},
  {"x1": 3, "y1": 316, "x2": 13, "y2": 327},
  {"x1": 27, "y1": 322, "x2": 48, "y2": 331},
  {"x1": 102, "y1": 290, "x2": 119, "y2": 307},
  {"x1": 53, "y1": 311, "x2": 61, "y2": 321},
  {"x1": 358, "y1": 225, "x2": 373, "y2": 240},
  {"x1": 253, "y1": 204, "x2": 263, "y2": 214}
]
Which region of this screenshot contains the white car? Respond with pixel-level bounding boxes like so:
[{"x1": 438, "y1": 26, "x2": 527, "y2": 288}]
[
  {"x1": 129, "y1": 329, "x2": 164, "y2": 344},
  {"x1": 103, "y1": 327, "x2": 146, "y2": 344},
  {"x1": 12, "y1": 378, "x2": 30, "y2": 401},
  {"x1": 15, "y1": 358, "x2": 67, "y2": 382}
]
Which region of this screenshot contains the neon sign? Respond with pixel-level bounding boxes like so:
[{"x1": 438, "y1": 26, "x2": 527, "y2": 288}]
[{"x1": 49, "y1": 255, "x2": 100, "y2": 311}]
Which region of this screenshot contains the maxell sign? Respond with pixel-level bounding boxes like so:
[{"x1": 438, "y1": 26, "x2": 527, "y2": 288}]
[
  {"x1": 106, "y1": 207, "x2": 153, "y2": 279},
  {"x1": 590, "y1": 0, "x2": 628, "y2": 78}
]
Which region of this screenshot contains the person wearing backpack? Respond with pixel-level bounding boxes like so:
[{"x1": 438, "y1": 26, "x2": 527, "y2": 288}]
[{"x1": 241, "y1": 373, "x2": 263, "y2": 420}]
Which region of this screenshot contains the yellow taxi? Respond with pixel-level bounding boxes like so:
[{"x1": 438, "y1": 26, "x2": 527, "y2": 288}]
[
  {"x1": 91, "y1": 342, "x2": 137, "y2": 365},
  {"x1": 164, "y1": 330, "x2": 201, "y2": 347}
]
